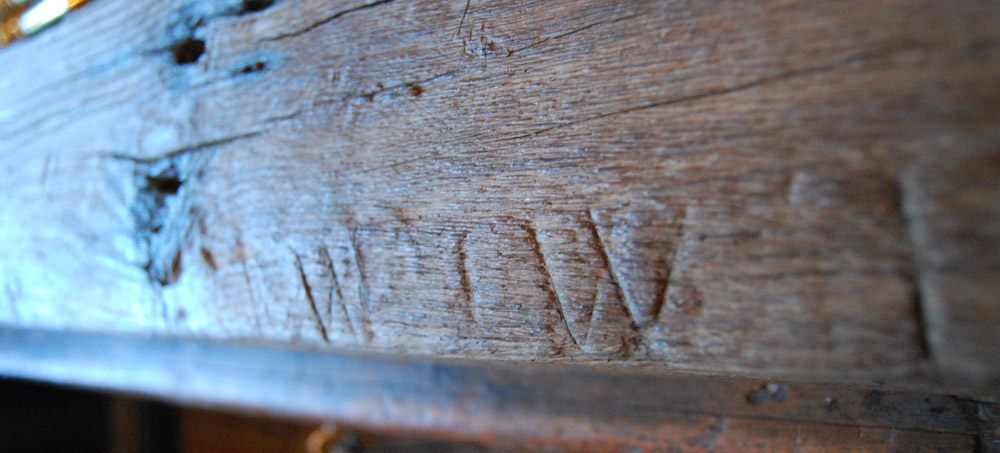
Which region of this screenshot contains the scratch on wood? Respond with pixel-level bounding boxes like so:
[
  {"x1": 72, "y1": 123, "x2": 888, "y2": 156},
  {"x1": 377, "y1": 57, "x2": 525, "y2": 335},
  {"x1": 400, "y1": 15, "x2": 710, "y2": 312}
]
[
  {"x1": 456, "y1": 0, "x2": 471, "y2": 38},
  {"x1": 586, "y1": 209, "x2": 639, "y2": 328},
  {"x1": 522, "y1": 222, "x2": 578, "y2": 350},
  {"x1": 293, "y1": 252, "x2": 330, "y2": 343},
  {"x1": 349, "y1": 228, "x2": 374, "y2": 342},
  {"x1": 319, "y1": 247, "x2": 344, "y2": 315},
  {"x1": 319, "y1": 246, "x2": 353, "y2": 338},
  {"x1": 455, "y1": 232, "x2": 475, "y2": 323},
  {"x1": 264, "y1": 109, "x2": 303, "y2": 124}
]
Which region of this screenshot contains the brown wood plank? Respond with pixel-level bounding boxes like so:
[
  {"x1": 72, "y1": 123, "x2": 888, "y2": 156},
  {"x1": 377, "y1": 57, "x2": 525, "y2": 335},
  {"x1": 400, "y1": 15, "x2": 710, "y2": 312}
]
[
  {"x1": 178, "y1": 407, "x2": 979, "y2": 453},
  {"x1": 0, "y1": 0, "x2": 997, "y2": 389}
]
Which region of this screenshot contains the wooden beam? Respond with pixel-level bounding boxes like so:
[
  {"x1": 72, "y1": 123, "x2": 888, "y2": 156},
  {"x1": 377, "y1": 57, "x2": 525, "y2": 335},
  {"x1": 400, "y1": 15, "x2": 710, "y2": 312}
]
[
  {"x1": 0, "y1": 327, "x2": 994, "y2": 450},
  {"x1": 0, "y1": 0, "x2": 997, "y2": 389}
]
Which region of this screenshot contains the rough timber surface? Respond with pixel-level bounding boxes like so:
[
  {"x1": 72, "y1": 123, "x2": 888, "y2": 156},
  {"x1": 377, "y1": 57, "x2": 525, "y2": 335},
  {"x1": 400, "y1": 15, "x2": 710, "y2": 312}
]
[{"x1": 0, "y1": 0, "x2": 998, "y2": 390}]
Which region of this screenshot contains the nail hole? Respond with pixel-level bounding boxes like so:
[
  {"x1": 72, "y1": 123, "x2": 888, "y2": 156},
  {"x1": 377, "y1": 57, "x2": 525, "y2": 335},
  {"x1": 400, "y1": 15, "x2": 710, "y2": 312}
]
[
  {"x1": 146, "y1": 174, "x2": 182, "y2": 194},
  {"x1": 241, "y1": 0, "x2": 274, "y2": 13},
  {"x1": 172, "y1": 38, "x2": 205, "y2": 65},
  {"x1": 238, "y1": 61, "x2": 267, "y2": 74},
  {"x1": 408, "y1": 85, "x2": 424, "y2": 97}
]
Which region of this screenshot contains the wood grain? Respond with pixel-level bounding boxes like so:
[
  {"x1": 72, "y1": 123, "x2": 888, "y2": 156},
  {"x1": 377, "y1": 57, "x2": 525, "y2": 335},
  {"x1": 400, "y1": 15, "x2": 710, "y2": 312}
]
[{"x1": 0, "y1": 0, "x2": 997, "y2": 389}]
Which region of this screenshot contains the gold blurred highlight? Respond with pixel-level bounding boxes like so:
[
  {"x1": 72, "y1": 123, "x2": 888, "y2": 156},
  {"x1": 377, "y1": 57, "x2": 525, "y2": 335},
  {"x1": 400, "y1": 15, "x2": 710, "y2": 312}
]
[{"x1": 1, "y1": 0, "x2": 88, "y2": 46}]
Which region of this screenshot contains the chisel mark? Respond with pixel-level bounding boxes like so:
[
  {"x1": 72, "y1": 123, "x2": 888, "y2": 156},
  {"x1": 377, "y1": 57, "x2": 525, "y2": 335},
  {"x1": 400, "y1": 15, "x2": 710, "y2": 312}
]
[
  {"x1": 293, "y1": 252, "x2": 329, "y2": 343},
  {"x1": 522, "y1": 222, "x2": 579, "y2": 350}
]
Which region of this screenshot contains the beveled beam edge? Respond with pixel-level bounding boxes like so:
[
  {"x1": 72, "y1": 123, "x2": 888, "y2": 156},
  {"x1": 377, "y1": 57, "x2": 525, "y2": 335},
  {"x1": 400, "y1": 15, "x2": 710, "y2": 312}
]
[{"x1": 1, "y1": 326, "x2": 996, "y2": 446}]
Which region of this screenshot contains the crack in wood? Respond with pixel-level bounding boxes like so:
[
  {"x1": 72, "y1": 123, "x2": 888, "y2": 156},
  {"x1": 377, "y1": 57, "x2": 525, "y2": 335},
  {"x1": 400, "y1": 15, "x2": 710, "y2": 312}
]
[
  {"x1": 456, "y1": 0, "x2": 471, "y2": 39},
  {"x1": 293, "y1": 251, "x2": 330, "y2": 343},
  {"x1": 264, "y1": 0, "x2": 398, "y2": 42},
  {"x1": 507, "y1": 13, "x2": 639, "y2": 56},
  {"x1": 522, "y1": 222, "x2": 579, "y2": 351},
  {"x1": 454, "y1": 232, "x2": 476, "y2": 324},
  {"x1": 100, "y1": 131, "x2": 262, "y2": 164},
  {"x1": 264, "y1": 109, "x2": 303, "y2": 124},
  {"x1": 128, "y1": 155, "x2": 190, "y2": 289}
]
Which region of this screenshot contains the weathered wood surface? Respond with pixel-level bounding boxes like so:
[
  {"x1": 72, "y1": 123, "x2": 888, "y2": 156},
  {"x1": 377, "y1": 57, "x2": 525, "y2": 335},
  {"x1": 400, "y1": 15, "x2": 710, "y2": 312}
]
[
  {"x1": 2, "y1": 328, "x2": 997, "y2": 451},
  {"x1": 0, "y1": 0, "x2": 998, "y2": 389}
]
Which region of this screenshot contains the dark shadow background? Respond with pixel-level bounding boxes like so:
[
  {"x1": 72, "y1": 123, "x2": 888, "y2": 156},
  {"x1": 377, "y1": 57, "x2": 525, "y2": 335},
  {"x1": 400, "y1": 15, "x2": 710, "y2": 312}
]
[
  {"x1": 0, "y1": 379, "x2": 176, "y2": 453},
  {"x1": 0, "y1": 379, "x2": 502, "y2": 452}
]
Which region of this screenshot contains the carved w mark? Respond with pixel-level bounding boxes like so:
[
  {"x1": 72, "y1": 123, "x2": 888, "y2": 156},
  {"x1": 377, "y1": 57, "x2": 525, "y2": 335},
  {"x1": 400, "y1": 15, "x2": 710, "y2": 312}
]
[{"x1": 522, "y1": 222, "x2": 579, "y2": 350}]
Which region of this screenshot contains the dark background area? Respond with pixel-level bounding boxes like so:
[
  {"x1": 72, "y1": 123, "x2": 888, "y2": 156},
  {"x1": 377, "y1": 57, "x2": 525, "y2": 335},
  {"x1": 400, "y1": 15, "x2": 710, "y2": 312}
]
[
  {"x1": 0, "y1": 379, "x2": 175, "y2": 453},
  {"x1": 0, "y1": 378, "x2": 499, "y2": 452}
]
